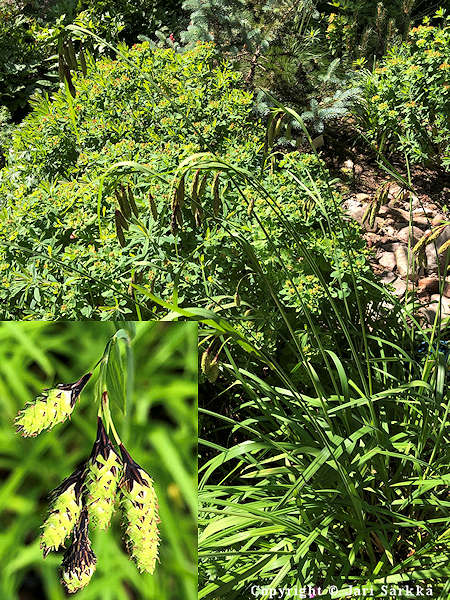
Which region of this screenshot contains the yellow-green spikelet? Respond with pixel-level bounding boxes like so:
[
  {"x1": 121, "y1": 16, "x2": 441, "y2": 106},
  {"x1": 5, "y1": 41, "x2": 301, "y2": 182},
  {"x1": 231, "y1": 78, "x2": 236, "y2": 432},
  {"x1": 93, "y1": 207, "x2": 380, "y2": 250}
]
[
  {"x1": 40, "y1": 463, "x2": 86, "y2": 557},
  {"x1": 119, "y1": 444, "x2": 159, "y2": 574},
  {"x1": 15, "y1": 373, "x2": 91, "y2": 437},
  {"x1": 61, "y1": 507, "x2": 96, "y2": 594},
  {"x1": 85, "y1": 417, "x2": 122, "y2": 529}
]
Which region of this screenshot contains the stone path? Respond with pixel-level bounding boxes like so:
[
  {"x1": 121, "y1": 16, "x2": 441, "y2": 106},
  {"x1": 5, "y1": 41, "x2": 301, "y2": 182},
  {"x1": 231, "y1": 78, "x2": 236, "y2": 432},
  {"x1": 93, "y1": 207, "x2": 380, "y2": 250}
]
[{"x1": 344, "y1": 182, "x2": 450, "y2": 325}]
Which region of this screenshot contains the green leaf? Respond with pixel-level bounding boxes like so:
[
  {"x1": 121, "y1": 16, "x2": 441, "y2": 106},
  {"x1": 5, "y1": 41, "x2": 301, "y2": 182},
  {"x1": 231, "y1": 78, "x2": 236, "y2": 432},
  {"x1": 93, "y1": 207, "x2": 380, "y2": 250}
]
[{"x1": 105, "y1": 338, "x2": 126, "y2": 414}]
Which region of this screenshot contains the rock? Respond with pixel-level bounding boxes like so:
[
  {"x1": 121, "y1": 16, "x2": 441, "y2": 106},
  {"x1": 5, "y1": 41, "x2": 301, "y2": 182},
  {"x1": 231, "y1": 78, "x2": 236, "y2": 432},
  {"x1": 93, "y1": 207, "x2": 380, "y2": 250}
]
[
  {"x1": 425, "y1": 244, "x2": 439, "y2": 273},
  {"x1": 380, "y1": 271, "x2": 396, "y2": 285},
  {"x1": 431, "y1": 214, "x2": 446, "y2": 226},
  {"x1": 343, "y1": 159, "x2": 354, "y2": 170},
  {"x1": 397, "y1": 226, "x2": 423, "y2": 245},
  {"x1": 394, "y1": 245, "x2": 419, "y2": 279},
  {"x1": 386, "y1": 206, "x2": 430, "y2": 229},
  {"x1": 380, "y1": 242, "x2": 398, "y2": 252},
  {"x1": 388, "y1": 206, "x2": 411, "y2": 221},
  {"x1": 437, "y1": 225, "x2": 450, "y2": 253},
  {"x1": 355, "y1": 193, "x2": 371, "y2": 202},
  {"x1": 342, "y1": 159, "x2": 363, "y2": 177},
  {"x1": 419, "y1": 305, "x2": 437, "y2": 324},
  {"x1": 388, "y1": 183, "x2": 403, "y2": 199},
  {"x1": 418, "y1": 277, "x2": 440, "y2": 294},
  {"x1": 378, "y1": 205, "x2": 391, "y2": 216},
  {"x1": 430, "y1": 294, "x2": 450, "y2": 320},
  {"x1": 380, "y1": 228, "x2": 398, "y2": 241},
  {"x1": 365, "y1": 232, "x2": 381, "y2": 247},
  {"x1": 379, "y1": 251, "x2": 397, "y2": 271},
  {"x1": 413, "y1": 216, "x2": 431, "y2": 229},
  {"x1": 444, "y1": 279, "x2": 450, "y2": 298},
  {"x1": 312, "y1": 134, "x2": 324, "y2": 149},
  {"x1": 413, "y1": 208, "x2": 434, "y2": 217},
  {"x1": 392, "y1": 221, "x2": 410, "y2": 230},
  {"x1": 391, "y1": 278, "x2": 406, "y2": 297},
  {"x1": 363, "y1": 217, "x2": 382, "y2": 233},
  {"x1": 425, "y1": 225, "x2": 450, "y2": 274},
  {"x1": 345, "y1": 198, "x2": 364, "y2": 221},
  {"x1": 410, "y1": 195, "x2": 420, "y2": 209}
]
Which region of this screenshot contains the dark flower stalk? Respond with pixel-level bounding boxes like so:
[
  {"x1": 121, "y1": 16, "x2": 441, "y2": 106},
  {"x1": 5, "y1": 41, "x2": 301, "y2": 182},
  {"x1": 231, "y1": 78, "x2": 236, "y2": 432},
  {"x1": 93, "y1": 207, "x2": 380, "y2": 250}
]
[{"x1": 61, "y1": 507, "x2": 97, "y2": 594}]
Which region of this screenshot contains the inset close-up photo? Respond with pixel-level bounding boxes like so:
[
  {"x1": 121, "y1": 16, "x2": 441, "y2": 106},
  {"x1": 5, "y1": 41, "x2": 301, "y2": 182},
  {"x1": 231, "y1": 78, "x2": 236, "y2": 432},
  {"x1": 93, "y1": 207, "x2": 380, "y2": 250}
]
[{"x1": 0, "y1": 321, "x2": 197, "y2": 600}]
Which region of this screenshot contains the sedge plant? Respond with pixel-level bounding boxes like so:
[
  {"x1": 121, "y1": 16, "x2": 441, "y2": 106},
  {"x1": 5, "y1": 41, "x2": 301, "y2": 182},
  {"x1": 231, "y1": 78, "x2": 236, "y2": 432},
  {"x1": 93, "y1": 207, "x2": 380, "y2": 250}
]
[{"x1": 14, "y1": 328, "x2": 160, "y2": 594}]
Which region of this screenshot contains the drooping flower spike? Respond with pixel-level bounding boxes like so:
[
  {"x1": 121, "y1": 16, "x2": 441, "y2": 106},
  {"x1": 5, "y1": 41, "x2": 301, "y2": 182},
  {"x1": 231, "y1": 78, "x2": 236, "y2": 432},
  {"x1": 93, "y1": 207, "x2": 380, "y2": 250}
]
[
  {"x1": 85, "y1": 417, "x2": 122, "y2": 530},
  {"x1": 40, "y1": 462, "x2": 86, "y2": 557},
  {"x1": 15, "y1": 373, "x2": 92, "y2": 437},
  {"x1": 61, "y1": 507, "x2": 97, "y2": 594},
  {"x1": 119, "y1": 444, "x2": 160, "y2": 574}
]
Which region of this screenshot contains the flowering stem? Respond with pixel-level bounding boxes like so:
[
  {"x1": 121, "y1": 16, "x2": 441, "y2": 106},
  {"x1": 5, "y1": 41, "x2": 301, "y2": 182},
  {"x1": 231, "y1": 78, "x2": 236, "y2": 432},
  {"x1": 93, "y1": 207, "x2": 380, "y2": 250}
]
[{"x1": 101, "y1": 391, "x2": 122, "y2": 446}]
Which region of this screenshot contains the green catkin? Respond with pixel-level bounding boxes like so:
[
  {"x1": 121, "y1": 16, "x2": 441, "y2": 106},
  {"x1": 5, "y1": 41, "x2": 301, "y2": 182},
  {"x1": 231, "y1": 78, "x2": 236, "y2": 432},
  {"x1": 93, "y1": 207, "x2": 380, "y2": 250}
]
[
  {"x1": 58, "y1": 55, "x2": 65, "y2": 82},
  {"x1": 212, "y1": 171, "x2": 221, "y2": 217},
  {"x1": 200, "y1": 349, "x2": 211, "y2": 376},
  {"x1": 79, "y1": 48, "x2": 87, "y2": 77},
  {"x1": 115, "y1": 208, "x2": 129, "y2": 231},
  {"x1": 115, "y1": 210, "x2": 127, "y2": 247},
  {"x1": 66, "y1": 40, "x2": 78, "y2": 71},
  {"x1": 119, "y1": 445, "x2": 159, "y2": 574},
  {"x1": 148, "y1": 192, "x2": 158, "y2": 220},
  {"x1": 206, "y1": 360, "x2": 219, "y2": 383},
  {"x1": 63, "y1": 63, "x2": 76, "y2": 97},
  {"x1": 85, "y1": 417, "x2": 122, "y2": 530},
  {"x1": 40, "y1": 463, "x2": 86, "y2": 557},
  {"x1": 177, "y1": 174, "x2": 186, "y2": 209},
  {"x1": 127, "y1": 184, "x2": 139, "y2": 218},
  {"x1": 61, "y1": 508, "x2": 97, "y2": 594},
  {"x1": 15, "y1": 373, "x2": 91, "y2": 437},
  {"x1": 117, "y1": 185, "x2": 131, "y2": 220}
]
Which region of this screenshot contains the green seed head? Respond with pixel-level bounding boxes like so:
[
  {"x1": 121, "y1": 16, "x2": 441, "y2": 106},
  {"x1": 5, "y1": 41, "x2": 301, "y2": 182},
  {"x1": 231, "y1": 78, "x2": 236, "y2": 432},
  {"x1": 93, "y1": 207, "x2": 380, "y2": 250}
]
[
  {"x1": 15, "y1": 373, "x2": 92, "y2": 437},
  {"x1": 61, "y1": 508, "x2": 97, "y2": 594},
  {"x1": 119, "y1": 444, "x2": 159, "y2": 574},
  {"x1": 41, "y1": 463, "x2": 86, "y2": 557},
  {"x1": 85, "y1": 417, "x2": 122, "y2": 530}
]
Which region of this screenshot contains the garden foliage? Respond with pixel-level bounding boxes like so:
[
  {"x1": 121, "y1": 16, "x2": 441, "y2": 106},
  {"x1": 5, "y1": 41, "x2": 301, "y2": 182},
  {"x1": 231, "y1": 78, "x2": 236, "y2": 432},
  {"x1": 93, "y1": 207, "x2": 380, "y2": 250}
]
[
  {"x1": 356, "y1": 12, "x2": 450, "y2": 166},
  {"x1": 0, "y1": 42, "x2": 372, "y2": 330},
  {"x1": 0, "y1": 0, "x2": 183, "y2": 116}
]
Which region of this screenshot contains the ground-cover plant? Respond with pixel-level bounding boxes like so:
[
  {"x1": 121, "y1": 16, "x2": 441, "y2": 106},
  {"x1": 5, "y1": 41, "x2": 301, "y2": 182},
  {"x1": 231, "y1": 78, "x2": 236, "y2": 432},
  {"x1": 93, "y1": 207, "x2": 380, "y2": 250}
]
[
  {"x1": 355, "y1": 10, "x2": 450, "y2": 167},
  {"x1": 0, "y1": 321, "x2": 197, "y2": 599}
]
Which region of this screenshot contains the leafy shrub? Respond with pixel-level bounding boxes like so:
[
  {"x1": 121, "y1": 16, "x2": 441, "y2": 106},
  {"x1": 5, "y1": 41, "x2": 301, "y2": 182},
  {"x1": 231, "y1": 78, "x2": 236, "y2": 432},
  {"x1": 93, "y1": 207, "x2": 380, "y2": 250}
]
[
  {"x1": 0, "y1": 0, "x2": 58, "y2": 113},
  {"x1": 0, "y1": 107, "x2": 15, "y2": 167},
  {"x1": 355, "y1": 11, "x2": 450, "y2": 166},
  {"x1": 0, "y1": 0, "x2": 184, "y2": 116},
  {"x1": 0, "y1": 42, "x2": 373, "y2": 333},
  {"x1": 78, "y1": 0, "x2": 185, "y2": 42},
  {"x1": 318, "y1": 0, "x2": 444, "y2": 64}
]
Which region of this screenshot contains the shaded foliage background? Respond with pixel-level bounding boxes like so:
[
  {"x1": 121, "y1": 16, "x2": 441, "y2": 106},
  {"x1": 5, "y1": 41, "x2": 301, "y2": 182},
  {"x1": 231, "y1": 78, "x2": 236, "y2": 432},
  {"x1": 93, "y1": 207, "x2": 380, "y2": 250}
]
[{"x1": 0, "y1": 321, "x2": 197, "y2": 600}]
